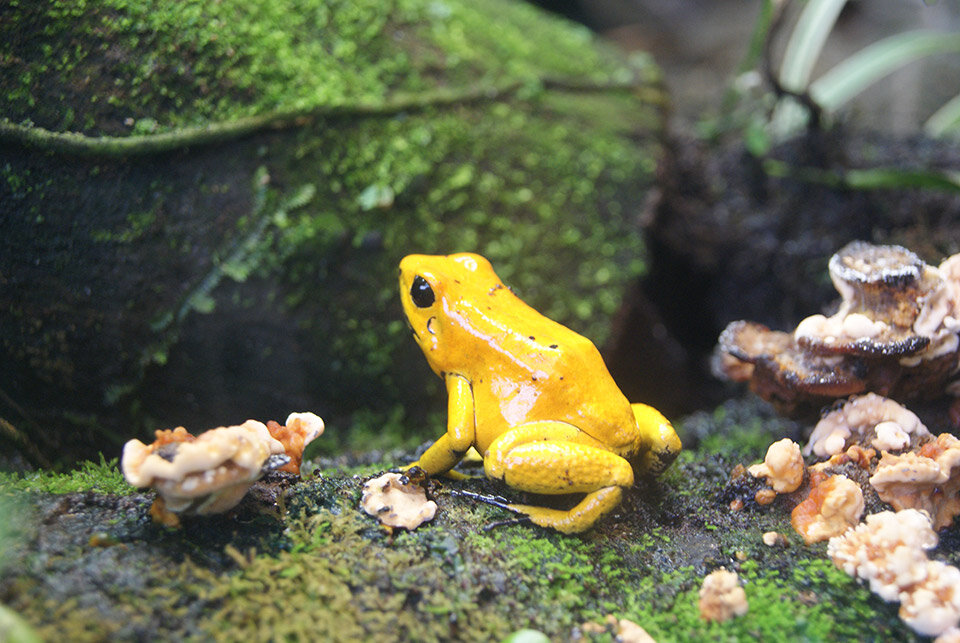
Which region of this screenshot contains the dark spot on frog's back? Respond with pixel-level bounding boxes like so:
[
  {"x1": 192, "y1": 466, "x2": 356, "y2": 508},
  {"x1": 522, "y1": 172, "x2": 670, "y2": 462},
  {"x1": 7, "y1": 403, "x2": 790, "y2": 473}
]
[
  {"x1": 549, "y1": 344, "x2": 558, "y2": 349},
  {"x1": 489, "y1": 284, "x2": 503, "y2": 295}
]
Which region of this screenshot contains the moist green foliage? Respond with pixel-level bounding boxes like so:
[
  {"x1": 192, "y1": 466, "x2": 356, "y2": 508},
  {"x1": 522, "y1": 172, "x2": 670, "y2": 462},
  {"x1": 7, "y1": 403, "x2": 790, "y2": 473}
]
[{"x1": 0, "y1": 455, "x2": 133, "y2": 495}]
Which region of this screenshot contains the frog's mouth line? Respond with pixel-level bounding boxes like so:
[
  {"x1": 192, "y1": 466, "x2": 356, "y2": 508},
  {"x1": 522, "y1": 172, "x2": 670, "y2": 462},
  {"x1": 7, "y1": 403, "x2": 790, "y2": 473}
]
[{"x1": 403, "y1": 316, "x2": 419, "y2": 342}]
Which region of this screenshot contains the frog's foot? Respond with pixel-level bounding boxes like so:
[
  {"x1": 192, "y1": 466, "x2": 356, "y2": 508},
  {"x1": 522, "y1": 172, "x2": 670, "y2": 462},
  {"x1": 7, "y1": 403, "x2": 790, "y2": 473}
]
[
  {"x1": 507, "y1": 487, "x2": 622, "y2": 535},
  {"x1": 483, "y1": 422, "x2": 635, "y2": 534},
  {"x1": 631, "y1": 403, "x2": 682, "y2": 476}
]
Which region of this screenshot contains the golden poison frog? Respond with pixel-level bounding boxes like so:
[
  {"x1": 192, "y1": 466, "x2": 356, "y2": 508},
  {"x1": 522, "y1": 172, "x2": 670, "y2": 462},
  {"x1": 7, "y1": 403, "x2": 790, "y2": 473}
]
[{"x1": 399, "y1": 253, "x2": 681, "y2": 533}]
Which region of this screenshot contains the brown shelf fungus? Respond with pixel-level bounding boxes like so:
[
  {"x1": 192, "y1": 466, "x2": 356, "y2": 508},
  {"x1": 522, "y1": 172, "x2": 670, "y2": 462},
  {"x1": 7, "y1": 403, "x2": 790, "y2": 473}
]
[
  {"x1": 121, "y1": 420, "x2": 289, "y2": 524},
  {"x1": 717, "y1": 242, "x2": 960, "y2": 412}
]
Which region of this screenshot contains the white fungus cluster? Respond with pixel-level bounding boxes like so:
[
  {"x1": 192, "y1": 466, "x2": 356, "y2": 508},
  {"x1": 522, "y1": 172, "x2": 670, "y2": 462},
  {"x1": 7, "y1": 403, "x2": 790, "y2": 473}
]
[
  {"x1": 828, "y1": 509, "x2": 960, "y2": 637},
  {"x1": 804, "y1": 393, "x2": 931, "y2": 459},
  {"x1": 698, "y1": 568, "x2": 748, "y2": 623},
  {"x1": 361, "y1": 472, "x2": 438, "y2": 530}
]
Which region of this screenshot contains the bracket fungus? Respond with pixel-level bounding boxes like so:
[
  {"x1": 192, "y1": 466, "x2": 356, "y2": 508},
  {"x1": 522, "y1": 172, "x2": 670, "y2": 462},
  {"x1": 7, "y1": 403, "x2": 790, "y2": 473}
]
[
  {"x1": 828, "y1": 509, "x2": 960, "y2": 637},
  {"x1": 869, "y1": 432, "x2": 960, "y2": 530},
  {"x1": 698, "y1": 568, "x2": 748, "y2": 623},
  {"x1": 790, "y1": 473, "x2": 864, "y2": 544},
  {"x1": 804, "y1": 393, "x2": 931, "y2": 459},
  {"x1": 717, "y1": 242, "x2": 960, "y2": 412},
  {"x1": 121, "y1": 420, "x2": 288, "y2": 521},
  {"x1": 361, "y1": 471, "x2": 438, "y2": 530}
]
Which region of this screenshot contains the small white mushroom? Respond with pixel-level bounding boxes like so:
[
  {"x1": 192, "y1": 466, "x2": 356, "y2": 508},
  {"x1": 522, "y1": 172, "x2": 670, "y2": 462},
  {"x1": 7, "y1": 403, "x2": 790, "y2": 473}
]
[
  {"x1": 748, "y1": 439, "x2": 804, "y2": 493},
  {"x1": 698, "y1": 568, "x2": 748, "y2": 623},
  {"x1": 360, "y1": 472, "x2": 437, "y2": 530}
]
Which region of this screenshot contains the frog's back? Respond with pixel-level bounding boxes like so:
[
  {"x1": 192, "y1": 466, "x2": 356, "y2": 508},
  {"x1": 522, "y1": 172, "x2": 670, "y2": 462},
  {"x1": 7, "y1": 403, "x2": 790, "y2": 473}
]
[{"x1": 466, "y1": 288, "x2": 639, "y2": 453}]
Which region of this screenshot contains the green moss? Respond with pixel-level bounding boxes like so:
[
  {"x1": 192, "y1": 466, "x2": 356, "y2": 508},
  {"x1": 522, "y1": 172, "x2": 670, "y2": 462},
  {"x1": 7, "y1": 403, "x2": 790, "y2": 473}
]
[
  {"x1": 0, "y1": 415, "x2": 921, "y2": 641},
  {"x1": 0, "y1": 455, "x2": 133, "y2": 495},
  {"x1": 2, "y1": 0, "x2": 663, "y2": 462},
  {"x1": 1, "y1": 0, "x2": 640, "y2": 137}
]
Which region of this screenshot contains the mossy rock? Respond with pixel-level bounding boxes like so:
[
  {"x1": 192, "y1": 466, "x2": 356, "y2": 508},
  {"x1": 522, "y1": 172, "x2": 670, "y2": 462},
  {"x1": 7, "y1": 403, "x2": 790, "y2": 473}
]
[
  {"x1": 0, "y1": 399, "x2": 941, "y2": 641},
  {"x1": 0, "y1": 0, "x2": 665, "y2": 466}
]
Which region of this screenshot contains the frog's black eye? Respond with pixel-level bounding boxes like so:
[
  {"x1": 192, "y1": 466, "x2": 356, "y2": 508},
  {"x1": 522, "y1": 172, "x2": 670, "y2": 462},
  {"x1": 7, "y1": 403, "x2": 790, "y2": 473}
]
[{"x1": 410, "y1": 275, "x2": 435, "y2": 308}]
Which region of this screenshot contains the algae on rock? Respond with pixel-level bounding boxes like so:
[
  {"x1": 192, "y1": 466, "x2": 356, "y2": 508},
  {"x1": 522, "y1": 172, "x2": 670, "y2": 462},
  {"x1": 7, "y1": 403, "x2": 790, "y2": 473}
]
[{"x1": 0, "y1": 0, "x2": 665, "y2": 464}]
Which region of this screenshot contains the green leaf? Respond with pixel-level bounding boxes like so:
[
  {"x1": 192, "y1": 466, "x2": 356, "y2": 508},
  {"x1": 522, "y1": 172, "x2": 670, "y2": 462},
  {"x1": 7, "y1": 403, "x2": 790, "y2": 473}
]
[
  {"x1": 811, "y1": 30, "x2": 960, "y2": 111},
  {"x1": 779, "y1": 0, "x2": 848, "y2": 91},
  {"x1": 843, "y1": 167, "x2": 960, "y2": 193},
  {"x1": 925, "y1": 92, "x2": 960, "y2": 138}
]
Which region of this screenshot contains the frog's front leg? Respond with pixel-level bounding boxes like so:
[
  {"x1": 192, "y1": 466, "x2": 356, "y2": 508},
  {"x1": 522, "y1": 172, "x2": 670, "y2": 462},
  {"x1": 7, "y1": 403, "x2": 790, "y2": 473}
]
[
  {"x1": 483, "y1": 422, "x2": 634, "y2": 534},
  {"x1": 631, "y1": 403, "x2": 682, "y2": 476},
  {"x1": 409, "y1": 373, "x2": 476, "y2": 475}
]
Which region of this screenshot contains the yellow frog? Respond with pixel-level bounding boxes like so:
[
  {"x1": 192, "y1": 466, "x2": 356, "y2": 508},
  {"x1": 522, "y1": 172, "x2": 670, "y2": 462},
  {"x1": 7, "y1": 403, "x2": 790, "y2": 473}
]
[{"x1": 399, "y1": 252, "x2": 681, "y2": 533}]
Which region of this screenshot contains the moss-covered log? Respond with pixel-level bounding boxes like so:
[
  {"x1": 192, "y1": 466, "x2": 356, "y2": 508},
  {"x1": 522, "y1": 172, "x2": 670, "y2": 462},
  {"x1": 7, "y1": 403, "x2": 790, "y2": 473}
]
[{"x1": 0, "y1": 0, "x2": 666, "y2": 465}]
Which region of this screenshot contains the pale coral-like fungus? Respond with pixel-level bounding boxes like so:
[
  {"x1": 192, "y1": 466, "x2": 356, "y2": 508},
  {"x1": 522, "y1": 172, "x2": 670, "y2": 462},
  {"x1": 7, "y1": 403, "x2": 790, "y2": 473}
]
[
  {"x1": 265, "y1": 411, "x2": 325, "y2": 475},
  {"x1": 698, "y1": 568, "x2": 748, "y2": 622},
  {"x1": 828, "y1": 509, "x2": 960, "y2": 637},
  {"x1": 804, "y1": 393, "x2": 931, "y2": 459},
  {"x1": 869, "y1": 433, "x2": 960, "y2": 530},
  {"x1": 790, "y1": 473, "x2": 864, "y2": 544}
]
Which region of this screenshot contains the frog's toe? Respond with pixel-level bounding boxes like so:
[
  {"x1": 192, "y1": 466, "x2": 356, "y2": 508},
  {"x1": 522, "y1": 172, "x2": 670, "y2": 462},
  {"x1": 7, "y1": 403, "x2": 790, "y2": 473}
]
[
  {"x1": 508, "y1": 486, "x2": 623, "y2": 534},
  {"x1": 440, "y1": 469, "x2": 474, "y2": 481}
]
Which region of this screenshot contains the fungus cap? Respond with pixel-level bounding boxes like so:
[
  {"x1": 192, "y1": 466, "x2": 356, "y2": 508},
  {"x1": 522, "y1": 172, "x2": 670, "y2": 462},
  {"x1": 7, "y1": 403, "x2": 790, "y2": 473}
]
[
  {"x1": 265, "y1": 411, "x2": 325, "y2": 474},
  {"x1": 869, "y1": 433, "x2": 960, "y2": 530},
  {"x1": 121, "y1": 420, "x2": 286, "y2": 514},
  {"x1": 827, "y1": 509, "x2": 938, "y2": 601},
  {"x1": 899, "y1": 561, "x2": 960, "y2": 637},
  {"x1": 361, "y1": 472, "x2": 437, "y2": 530}
]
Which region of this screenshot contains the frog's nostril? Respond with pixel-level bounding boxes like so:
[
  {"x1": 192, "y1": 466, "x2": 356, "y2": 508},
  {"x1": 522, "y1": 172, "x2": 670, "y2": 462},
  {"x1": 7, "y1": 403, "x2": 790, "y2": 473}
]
[{"x1": 426, "y1": 316, "x2": 437, "y2": 335}]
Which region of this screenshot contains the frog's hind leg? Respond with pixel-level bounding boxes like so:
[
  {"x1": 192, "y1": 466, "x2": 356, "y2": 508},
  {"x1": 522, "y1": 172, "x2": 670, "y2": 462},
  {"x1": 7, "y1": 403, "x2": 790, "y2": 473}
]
[{"x1": 483, "y1": 422, "x2": 634, "y2": 534}]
